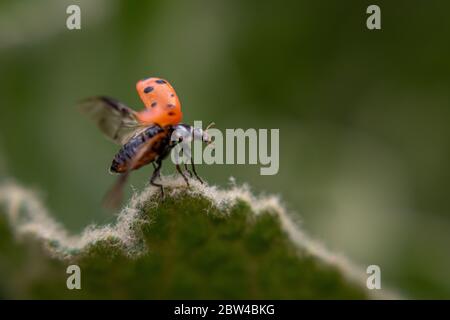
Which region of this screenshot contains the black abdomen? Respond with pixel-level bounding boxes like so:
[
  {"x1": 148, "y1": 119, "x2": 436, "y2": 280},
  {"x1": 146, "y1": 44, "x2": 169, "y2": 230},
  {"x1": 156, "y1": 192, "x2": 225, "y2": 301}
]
[{"x1": 110, "y1": 125, "x2": 167, "y2": 173}]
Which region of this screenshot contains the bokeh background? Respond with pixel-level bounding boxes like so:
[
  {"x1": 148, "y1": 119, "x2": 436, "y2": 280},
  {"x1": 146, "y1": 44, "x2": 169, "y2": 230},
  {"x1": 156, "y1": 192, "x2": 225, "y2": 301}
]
[{"x1": 0, "y1": 0, "x2": 449, "y2": 299}]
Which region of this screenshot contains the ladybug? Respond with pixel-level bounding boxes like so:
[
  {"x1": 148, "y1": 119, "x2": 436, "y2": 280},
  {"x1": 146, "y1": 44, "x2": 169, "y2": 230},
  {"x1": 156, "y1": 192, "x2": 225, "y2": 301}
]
[{"x1": 80, "y1": 77, "x2": 213, "y2": 207}]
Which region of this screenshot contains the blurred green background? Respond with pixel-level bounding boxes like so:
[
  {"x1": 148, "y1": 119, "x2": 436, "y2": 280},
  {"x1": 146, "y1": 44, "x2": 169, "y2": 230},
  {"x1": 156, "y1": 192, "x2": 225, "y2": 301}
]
[{"x1": 0, "y1": 0, "x2": 449, "y2": 299}]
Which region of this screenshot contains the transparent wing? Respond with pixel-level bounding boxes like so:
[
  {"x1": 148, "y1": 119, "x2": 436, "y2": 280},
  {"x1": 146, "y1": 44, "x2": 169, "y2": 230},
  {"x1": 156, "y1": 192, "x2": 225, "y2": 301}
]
[
  {"x1": 79, "y1": 96, "x2": 146, "y2": 145},
  {"x1": 103, "y1": 128, "x2": 170, "y2": 209}
]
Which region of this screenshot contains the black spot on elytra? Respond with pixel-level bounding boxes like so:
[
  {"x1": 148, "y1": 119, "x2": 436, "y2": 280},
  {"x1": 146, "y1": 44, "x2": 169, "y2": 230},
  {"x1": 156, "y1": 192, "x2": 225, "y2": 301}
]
[
  {"x1": 168, "y1": 111, "x2": 176, "y2": 116},
  {"x1": 151, "y1": 102, "x2": 157, "y2": 107},
  {"x1": 167, "y1": 103, "x2": 176, "y2": 108},
  {"x1": 156, "y1": 79, "x2": 166, "y2": 84},
  {"x1": 144, "y1": 86, "x2": 154, "y2": 93},
  {"x1": 170, "y1": 93, "x2": 175, "y2": 97}
]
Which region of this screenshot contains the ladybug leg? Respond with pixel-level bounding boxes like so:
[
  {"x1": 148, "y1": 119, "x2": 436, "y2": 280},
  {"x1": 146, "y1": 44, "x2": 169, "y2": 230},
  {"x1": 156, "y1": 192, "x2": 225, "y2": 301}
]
[
  {"x1": 184, "y1": 163, "x2": 193, "y2": 178},
  {"x1": 152, "y1": 162, "x2": 161, "y2": 179},
  {"x1": 150, "y1": 160, "x2": 164, "y2": 199},
  {"x1": 190, "y1": 159, "x2": 204, "y2": 184},
  {"x1": 176, "y1": 164, "x2": 190, "y2": 186}
]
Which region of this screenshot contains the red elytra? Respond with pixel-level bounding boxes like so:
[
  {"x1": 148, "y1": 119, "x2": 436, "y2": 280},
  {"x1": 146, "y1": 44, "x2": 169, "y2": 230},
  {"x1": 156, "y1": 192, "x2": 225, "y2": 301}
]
[{"x1": 135, "y1": 77, "x2": 183, "y2": 127}]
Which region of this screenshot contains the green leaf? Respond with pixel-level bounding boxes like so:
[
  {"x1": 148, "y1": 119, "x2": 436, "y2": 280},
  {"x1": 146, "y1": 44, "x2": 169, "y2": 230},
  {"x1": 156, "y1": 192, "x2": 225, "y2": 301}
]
[{"x1": 0, "y1": 178, "x2": 387, "y2": 299}]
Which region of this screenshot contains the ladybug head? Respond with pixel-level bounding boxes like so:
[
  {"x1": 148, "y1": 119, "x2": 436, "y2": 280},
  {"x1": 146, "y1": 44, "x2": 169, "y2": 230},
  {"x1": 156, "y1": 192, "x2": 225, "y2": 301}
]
[{"x1": 172, "y1": 123, "x2": 213, "y2": 145}]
